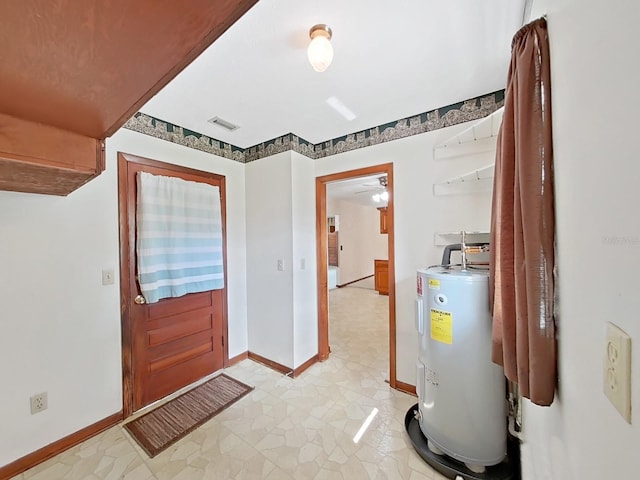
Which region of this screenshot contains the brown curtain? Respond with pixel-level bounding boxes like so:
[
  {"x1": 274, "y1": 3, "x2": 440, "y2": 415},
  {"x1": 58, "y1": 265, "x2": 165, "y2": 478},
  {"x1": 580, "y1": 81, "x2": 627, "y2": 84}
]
[{"x1": 489, "y1": 17, "x2": 556, "y2": 406}]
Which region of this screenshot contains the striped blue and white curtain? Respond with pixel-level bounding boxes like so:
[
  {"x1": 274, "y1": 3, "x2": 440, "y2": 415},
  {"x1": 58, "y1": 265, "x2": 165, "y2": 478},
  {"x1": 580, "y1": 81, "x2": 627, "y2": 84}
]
[{"x1": 136, "y1": 172, "x2": 224, "y2": 304}]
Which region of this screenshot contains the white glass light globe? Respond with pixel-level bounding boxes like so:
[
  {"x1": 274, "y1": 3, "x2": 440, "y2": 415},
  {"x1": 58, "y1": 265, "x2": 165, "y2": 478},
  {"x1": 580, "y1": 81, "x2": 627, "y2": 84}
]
[{"x1": 307, "y1": 35, "x2": 334, "y2": 72}]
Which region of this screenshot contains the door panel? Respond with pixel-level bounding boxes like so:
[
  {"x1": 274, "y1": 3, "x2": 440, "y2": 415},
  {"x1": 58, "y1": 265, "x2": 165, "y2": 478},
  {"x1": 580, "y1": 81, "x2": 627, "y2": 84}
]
[
  {"x1": 147, "y1": 311, "x2": 213, "y2": 347},
  {"x1": 118, "y1": 153, "x2": 228, "y2": 413}
]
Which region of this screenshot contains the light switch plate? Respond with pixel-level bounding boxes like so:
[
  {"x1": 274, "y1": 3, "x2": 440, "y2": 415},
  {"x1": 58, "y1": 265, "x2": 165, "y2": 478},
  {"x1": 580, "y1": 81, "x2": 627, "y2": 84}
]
[
  {"x1": 101, "y1": 269, "x2": 115, "y2": 285},
  {"x1": 603, "y1": 322, "x2": 632, "y2": 423}
]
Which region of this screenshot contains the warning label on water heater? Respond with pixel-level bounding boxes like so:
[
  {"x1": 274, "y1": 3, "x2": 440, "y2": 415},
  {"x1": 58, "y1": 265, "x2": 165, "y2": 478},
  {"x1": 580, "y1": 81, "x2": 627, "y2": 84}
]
[{"x1": 430, "y1": 308, "x2": 453, "y2": 344}]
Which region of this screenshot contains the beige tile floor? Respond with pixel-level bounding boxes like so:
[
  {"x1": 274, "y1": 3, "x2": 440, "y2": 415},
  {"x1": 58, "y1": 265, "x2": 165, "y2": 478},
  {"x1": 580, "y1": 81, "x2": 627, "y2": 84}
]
[{"x1": 13, "y1": 286, "x2": 444, "y2": 479}]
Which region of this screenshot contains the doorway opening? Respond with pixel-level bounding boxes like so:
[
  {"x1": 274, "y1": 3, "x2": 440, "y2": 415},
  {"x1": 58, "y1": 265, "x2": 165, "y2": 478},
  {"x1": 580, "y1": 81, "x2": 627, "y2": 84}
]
[{"x1": 315, "y1": 163, "x2": 397, "y2": 388}]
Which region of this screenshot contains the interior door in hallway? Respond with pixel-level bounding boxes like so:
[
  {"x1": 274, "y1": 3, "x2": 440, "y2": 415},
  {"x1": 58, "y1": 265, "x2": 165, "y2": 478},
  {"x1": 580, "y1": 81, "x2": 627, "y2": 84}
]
[{"x1": 118, "y1": 153, "x2": 228, "y2": 414}]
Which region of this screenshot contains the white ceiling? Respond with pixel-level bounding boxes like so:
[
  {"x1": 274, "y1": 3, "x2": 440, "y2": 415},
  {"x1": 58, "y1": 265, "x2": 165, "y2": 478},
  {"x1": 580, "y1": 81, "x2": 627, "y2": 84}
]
[
  {"x1": 140, "y1": 0, "x2": 526, "y2": 149},
  {"x1": 326, "y1": 175, "x2": 388, "y2": 208}
]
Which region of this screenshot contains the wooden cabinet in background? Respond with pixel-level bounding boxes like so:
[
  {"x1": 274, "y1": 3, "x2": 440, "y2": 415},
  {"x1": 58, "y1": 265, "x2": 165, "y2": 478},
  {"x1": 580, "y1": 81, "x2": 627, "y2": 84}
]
[
  {"x1": 374, "y1": 259, "x2": 389, "y2": 296},
  {"x1": 0, "y1": 0, "x2": 256, "y2": 196},
  {"x1": 377, "y1": 207, "x2": 388, "y2": 234},
  {"x1": 0, "y1": 113, "x2": 105, "y2": 196},
  {"x1": 328, "y1": 232, "x2": 339, "y2": 267}
]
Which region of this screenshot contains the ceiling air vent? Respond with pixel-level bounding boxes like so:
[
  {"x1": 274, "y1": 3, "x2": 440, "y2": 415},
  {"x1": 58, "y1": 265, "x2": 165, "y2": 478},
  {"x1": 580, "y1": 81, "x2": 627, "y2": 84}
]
[{"x1": 207, "y1": 116, "x2": 239, "y2": 132}]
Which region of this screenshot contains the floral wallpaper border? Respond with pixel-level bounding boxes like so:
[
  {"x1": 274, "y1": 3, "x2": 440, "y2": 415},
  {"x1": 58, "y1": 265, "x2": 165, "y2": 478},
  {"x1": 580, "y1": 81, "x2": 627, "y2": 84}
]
[
  {"x1": 123, "y1": 113, "x2": 245, "y2": 162},
  {"x1": 243, "y1": 133, "x2": 316, "y2": 163},
  {"x1": 123, "y1": 90, "x2": 504, "y2": 163}
]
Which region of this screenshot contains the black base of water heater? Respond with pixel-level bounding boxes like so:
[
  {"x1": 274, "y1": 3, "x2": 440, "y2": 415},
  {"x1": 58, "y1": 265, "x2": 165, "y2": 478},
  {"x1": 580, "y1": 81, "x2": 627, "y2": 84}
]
[{"x1": 405, "y1": 404, "x2": 520, "y2": 480}]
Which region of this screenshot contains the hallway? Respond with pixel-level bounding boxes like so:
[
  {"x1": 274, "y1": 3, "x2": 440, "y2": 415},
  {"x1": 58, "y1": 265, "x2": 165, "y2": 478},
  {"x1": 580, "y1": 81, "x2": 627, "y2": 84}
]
[
  {"x1": 14, "y1": 286, "x2": 440, "y2": 479},
  {"x1": 329, "y1": 283, "x2": 389, "y2": 384}
]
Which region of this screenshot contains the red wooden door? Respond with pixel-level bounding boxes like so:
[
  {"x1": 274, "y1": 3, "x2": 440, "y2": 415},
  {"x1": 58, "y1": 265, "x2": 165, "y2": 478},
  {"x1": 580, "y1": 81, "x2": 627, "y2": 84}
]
[{"x1": 118, "y1": 153, "x2": 228, "y2": 413}]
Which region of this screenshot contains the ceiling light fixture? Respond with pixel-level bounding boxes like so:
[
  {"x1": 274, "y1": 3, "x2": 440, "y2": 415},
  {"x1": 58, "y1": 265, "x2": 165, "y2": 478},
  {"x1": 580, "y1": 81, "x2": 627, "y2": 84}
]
[
  {"x1": 372, "y1": 191, "x2": 389, "y2": 203},
  {"x1": 307, "y1": 24, "x2": 333, "y2": 73}
]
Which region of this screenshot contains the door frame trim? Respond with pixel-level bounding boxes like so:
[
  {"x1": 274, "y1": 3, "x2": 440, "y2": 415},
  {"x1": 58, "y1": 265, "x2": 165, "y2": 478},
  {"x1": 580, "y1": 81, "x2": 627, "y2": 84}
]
[
  {"x1": 117, "y1": 152, "x2": 229, "y2": 417},
  {"x1": 315, "y1": 162, "x2": 397, "y2": 388}
]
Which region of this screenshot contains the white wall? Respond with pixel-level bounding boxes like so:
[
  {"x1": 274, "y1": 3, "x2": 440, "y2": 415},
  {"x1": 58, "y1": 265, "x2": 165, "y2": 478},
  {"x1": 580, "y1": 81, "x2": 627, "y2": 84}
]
[
  {"x1": 0, "y1": 113, "x2": 498, "y2": 467},
  {"x1": 326, "y1": 196, "x2": 339, "y2": 217},
  {"x1": 334, "y1": 200, "x2": 387, "y2": 284},
  {"x1": 0, "y1": 128, "x2": 248, "y2": 466},
  {"x1": 291, "y1": 152, "x2": 318, "y2": 367},
  {"x1": 518, "y1": 1, "x2": 640, "y2": 479},
  {"x1": 315, "y1": 124, "x2": 494, "y2": 384},
  {"x1": 245, "y1": 152, "x2": 294, "y2": 368},
  {"x1": 245, "y1": 151, "x2": 319, "y2": 370}
]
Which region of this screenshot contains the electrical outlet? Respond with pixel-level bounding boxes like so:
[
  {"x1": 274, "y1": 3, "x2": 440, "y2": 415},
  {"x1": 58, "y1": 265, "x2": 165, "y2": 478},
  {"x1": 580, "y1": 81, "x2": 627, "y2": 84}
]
[
  {"x1": 603, "y1": 322, "x2": 631, "y2": 423},
  {"x1": 30, "y1": 392, "x2": 48, "y2": 414},
  {"x1": 277, "y1": 259, "x2": 284, "y2": 271}
]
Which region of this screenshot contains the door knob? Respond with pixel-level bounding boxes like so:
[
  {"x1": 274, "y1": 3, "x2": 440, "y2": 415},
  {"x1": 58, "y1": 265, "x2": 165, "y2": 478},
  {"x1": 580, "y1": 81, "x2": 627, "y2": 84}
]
[{"x1": 134, "y1": 294, "x2": 146, "y2": 305}]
